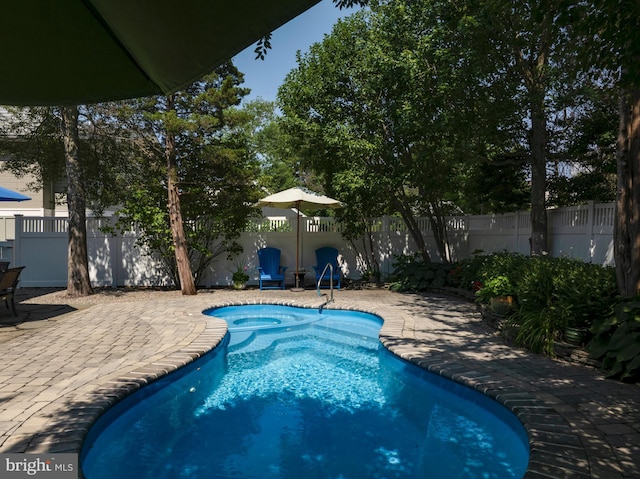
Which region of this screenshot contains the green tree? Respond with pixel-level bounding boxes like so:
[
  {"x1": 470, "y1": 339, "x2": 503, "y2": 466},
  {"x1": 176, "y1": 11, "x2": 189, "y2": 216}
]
[
  {"x1": 107, "y1": 65, "x2": 260, "y2": 288},
  {"x1": 453, "y1": 0, "x2": 589, "y2": 255},
  {"x1": 546, "y1": 88, "x2": 617, "y2": 207},
  {"x1": 0, "y1": 107, "x2": 65, "y2": 194},
  {"x1": 0, "y1": 106, "x2": 109, "y2": 296},
  {"x1": 332, "y1": 164, "x2": 388, "y2": 276},
  {"x1": 581, "y1": 0, "x2": 640, "y2": 296},
  {"x1": 279, "y1": 6, "x2": 485, "y2": 263},
  {"x1": 239, "y1": 99, "x2": 301, "y2": 193},
  {"x1": 1, "y1": 63, "x2": 260, "y2": 291},
  {"x1": 461, "y1": 154, "x2": 530, "y2": 215}
]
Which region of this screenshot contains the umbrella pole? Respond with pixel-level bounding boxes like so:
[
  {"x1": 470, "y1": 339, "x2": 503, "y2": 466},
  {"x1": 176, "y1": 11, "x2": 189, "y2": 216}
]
[
  {"x1": 295, "y1": 202, "x2": 300, "y2": 288},
  {"x1": 290, "y1": 200, "x2": 305, "y2": 292}
]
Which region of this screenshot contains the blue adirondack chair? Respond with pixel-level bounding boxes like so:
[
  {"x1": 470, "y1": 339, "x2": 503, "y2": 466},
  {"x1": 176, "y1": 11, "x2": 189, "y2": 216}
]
[
  {"x1": 313, "y1": 247, "x2": 341, "y2": 289},
  {"x1": 257, "y1": 247, "x2": 288, "y2": 290}
]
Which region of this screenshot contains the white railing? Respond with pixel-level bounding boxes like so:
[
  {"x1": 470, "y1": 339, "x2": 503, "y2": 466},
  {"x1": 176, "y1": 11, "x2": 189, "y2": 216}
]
[
  {"x1": 21, "y1": 217, "x2": 68, "y2": 234},
  {"x1": 7, "y1": 202, "x2": 616, "y2": 288}
]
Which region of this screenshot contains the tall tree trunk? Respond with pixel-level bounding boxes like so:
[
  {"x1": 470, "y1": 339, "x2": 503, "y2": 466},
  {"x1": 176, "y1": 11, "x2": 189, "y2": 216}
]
[
  {"x1": 365, "y1": 223, "x2": 380, "y2": 274},
  {"x1": 427, "y1": 200, "x2": 453, "y2": 263},
  {"x1": 61, "y1": 106, "x2": 92, "y2": 296},
  {"x1": 615, "y1": 87, "x2": 640, "y2": 297},
  {"x1": 529, "y1": 93, "x2": 548, "y2": 255},
  {"x1": 393, "y1": 198, "x2": 431, "y2": 263},
  {"x1": 165, "y1": 94, "x2": 197, "y2": 295}
]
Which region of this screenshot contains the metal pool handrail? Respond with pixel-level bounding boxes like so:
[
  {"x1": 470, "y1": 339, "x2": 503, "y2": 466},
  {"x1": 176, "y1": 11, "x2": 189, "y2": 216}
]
[{"x1": 317, "y1": 263, "x2": 334, "y2": 310}]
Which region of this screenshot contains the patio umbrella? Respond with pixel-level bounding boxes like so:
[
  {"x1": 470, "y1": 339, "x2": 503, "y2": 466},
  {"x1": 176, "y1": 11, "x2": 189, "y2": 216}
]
[
  {"x1": 256, "y1": 187, "x2": 342, "y2": 289},
  {"x1": 0, "y1": 186, "x2": 30, "y2": 202},
  {"x1": 0, "y1": 0, "x2": 320, "y2": 106}
]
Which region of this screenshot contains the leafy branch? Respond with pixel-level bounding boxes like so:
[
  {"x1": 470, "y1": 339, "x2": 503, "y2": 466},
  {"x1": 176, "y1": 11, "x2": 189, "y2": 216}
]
[{"x1": 254, "y1": 34, "x2": 272, "y2": 60}]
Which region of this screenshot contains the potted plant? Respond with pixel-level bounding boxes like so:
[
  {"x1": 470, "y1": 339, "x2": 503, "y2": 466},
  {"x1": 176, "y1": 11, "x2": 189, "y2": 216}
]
[
  {"x1": 563, "y1": 308, "x2": 593, "y2": 346},
  {"x1": 232, "y1": 260, "x2": 250, "y2": 289},
  {"x1": 564, "y1": 325, "x2": 589, "y2": 346},
  {"x1": 476, "y1": 275, "x2": 516, "y2": 315}
]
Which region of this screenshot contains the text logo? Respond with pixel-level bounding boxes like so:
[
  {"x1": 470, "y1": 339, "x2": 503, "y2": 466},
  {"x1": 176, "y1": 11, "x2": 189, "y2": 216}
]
[{"x1": 1, "y1": 454, "x2": 77, "y2": 478}]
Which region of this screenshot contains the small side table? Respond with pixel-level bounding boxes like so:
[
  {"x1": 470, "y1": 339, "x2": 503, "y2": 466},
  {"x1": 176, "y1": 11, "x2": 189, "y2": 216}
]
[{"x1": 292, "y1": 270, "x2": 306, "y2": 290}]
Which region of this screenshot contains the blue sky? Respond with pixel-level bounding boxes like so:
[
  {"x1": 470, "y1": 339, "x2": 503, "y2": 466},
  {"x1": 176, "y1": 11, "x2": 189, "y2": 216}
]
[{"x1": 232, "y1": 0, "x2": 356, "y2": 104}]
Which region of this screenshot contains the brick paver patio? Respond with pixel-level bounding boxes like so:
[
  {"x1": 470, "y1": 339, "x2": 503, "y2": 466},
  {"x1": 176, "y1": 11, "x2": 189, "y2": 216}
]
[{"x1": 0, "y1": 288, "x2": 638, "y2": 478}]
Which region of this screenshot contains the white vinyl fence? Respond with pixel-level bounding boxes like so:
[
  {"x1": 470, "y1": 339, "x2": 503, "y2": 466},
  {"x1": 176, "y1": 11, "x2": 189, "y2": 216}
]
[{"x1": 7, "y1": 201, "x2": 615, "y2": 288}]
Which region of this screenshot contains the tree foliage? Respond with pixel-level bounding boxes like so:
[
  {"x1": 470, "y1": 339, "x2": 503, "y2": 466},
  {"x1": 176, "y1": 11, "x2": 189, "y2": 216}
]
[
  {"x1": 103, "y1": 65, "x2": 261, "y2": 287},
  {"x1": 0, "y1": 107, "x2": 65, "y2": 191},
  {"x1": 547, "y1": 89, "x2": 617, "y2": 207},
  {"x1": 239, "y1": 99, "x2": 303, "y2": 194},
  {"x1": 279, "y1": 4, "x2": 491, "y2": 263},
  {"x1": 580, "y1": 0, "x2": 640, "y2": 296},
  {"x1": 278, "y1": 0, "x2": 609, "y2": 264},
  {"x1": 1, "y1": 63, "x2": 262, "y2": 289},
  {"x1": 0, "y1": 105, "x2": 128, "y2": 296}
]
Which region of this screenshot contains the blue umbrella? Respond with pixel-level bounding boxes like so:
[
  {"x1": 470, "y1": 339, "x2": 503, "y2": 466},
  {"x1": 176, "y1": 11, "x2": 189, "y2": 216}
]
[{"x1": 0, "y1": 186, "x2": 30, "y2": 202}]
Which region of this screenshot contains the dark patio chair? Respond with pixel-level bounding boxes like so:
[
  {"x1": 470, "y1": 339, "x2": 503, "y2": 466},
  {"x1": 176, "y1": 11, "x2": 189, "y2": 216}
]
[{"x1": 0, "y1": 266, "x2": 25, "y2": 316}]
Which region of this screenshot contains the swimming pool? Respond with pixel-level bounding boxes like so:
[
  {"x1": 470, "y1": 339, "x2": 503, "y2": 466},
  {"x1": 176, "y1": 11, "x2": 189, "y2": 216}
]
[{"x1": 81, "y1": 304, "x2": 529, "y2": 478}]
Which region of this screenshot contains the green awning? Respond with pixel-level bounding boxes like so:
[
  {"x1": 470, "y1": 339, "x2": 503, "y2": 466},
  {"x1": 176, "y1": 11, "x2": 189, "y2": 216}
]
[{"x1": 0, "y1": 0, "x2": 320, "y2": 106}]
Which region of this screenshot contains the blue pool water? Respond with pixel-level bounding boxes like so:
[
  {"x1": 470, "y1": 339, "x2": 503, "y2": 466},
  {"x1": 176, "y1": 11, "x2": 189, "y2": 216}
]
[{"x1": 81, "y1": 305, "x2": 529, "y2": 479}]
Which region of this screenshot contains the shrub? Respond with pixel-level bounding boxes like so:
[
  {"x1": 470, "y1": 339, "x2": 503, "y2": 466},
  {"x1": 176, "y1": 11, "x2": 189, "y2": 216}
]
[
  {"x1": 475, "y1": 275, "x2": 515, "y2": 303},
  {"x1": 446, "y1": 264, "x2": 464, "y2": 287},
  {"x1": 389, "y1": 254, "x2": 454, "y2": 291},
  {"x1": 470, "y1": 252, "x2": 527, "y2": 304},
  {"x1": 389, "y1": 252, "x2": 619, "y2": 361},
  {"x1": 456, "y1": 251, "x2": 489, "y2": 291},
  {"x1": 550, "y1": 257, "x2": 617, "y2": 329},
  {"x1": 588, "y1": 297, "x2": 640, "y2": 382},
  {"x1": 507, "y1": 256, "x2": 617, "y2": 356},
  {"x1": 507, "y1": 257, "x2": 560, "y2": 355}
]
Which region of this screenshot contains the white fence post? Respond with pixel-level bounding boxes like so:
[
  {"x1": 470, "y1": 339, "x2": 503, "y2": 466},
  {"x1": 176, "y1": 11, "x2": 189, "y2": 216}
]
[{"x1": 13, "y1": 214, "x2": 22, "y2": 268}]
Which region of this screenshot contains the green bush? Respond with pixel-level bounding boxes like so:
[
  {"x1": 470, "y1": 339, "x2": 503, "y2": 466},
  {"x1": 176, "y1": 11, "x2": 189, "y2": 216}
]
[
  {"x1": 507, "y1": 257, "x2": 562, "y2": 355},
  {"x1": 475, "y1": 275, "x2": 515, "y2": 303},
  {"x1": 389, "y1": 254, "x2": 454, "y2": 291},
  {"x1": 470, "y1": 252, "x2": 528, "y2": 303},
  {"x1": 550, "y1": 257, "x2": 618, "y2": 329},
  {"x1": 389, "y1": 252, "x2": 619, "y2": 360},
  {"x1": 588, "y1": 297, "x2": 640, "y2": 382},
  {"x1": 479, "y1": 252, "x2": 528, "y2": 279},
  {"x1": 507, "y1": 256, "x2": 617, "y2": 356},
  {"x1": 456, "y1": 251, "x2": 489, "y2": 291}
]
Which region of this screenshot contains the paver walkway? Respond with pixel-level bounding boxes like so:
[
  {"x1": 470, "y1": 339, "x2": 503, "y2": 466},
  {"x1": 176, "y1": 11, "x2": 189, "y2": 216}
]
[{"x1": 0, "y1": 288, "x2": 638, "y2": 479}]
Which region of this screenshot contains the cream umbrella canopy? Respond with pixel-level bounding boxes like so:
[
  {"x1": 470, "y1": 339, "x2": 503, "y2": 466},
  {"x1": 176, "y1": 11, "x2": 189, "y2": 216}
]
[{"x1": 256, "y1": 187, "x2": 342, "y2": 289}]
